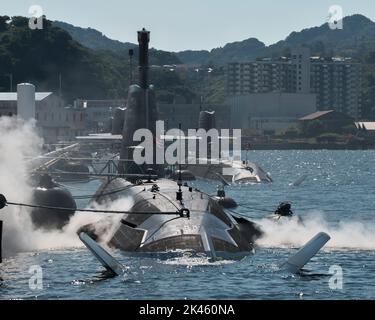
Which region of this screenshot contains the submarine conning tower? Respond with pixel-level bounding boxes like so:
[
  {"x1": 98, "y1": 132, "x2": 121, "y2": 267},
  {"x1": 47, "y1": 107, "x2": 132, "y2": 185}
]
[{"x1": 119, "y1": 28, "x2": 159, "y2": 175}]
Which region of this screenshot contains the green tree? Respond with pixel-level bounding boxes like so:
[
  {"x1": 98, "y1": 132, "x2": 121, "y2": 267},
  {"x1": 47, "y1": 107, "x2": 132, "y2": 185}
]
[
  {"x1": 0, "y1": 16, "x2": 10, "y2": 32},
  {"x1": 302, "y1": 120, "x2": 326, "y2": 137}
]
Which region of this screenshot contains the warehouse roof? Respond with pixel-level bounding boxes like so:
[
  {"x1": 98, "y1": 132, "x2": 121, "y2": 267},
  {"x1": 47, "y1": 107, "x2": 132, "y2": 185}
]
[
  {"x1": 299, "y1": 110, "x2": 334, "y2": 121},
  {"x1": 0, "y1": 92, "x2": 52, "y2": 101}
]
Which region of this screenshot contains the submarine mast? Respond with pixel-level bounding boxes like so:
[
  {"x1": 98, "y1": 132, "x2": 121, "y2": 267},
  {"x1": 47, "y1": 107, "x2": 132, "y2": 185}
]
[
  {"x1": 138, "y1": 28, "x2": 150, "y2": 130},
  {"x1": 119, "y1": 28, "x2": 158, "y2": 175}
]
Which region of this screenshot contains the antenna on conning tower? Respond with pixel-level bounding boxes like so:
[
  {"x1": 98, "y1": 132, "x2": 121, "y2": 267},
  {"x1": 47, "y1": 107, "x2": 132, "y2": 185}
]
[
  {"x1": 128, "y1": 48, "x2": 134, "y2": 84},
  {"x1": 138, "y1": 28, "x2": 150, "y2": 132}
]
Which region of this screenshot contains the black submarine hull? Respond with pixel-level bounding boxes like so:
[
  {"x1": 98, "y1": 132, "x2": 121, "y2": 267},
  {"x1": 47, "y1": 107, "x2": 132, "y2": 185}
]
[{"x1": 80, "y1": 178, "x2": 262, "y2": 259}]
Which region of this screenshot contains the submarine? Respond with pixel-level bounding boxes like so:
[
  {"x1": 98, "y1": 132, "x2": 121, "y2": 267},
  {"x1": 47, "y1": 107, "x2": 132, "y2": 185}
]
[
  {"x1": 30, "y1": 174, "x2": 77, "y2": 230},
  {"x1": 159, "y1": 109, "x2": 272, "y2": 184},
  {"x1": 79, "y1": 28, "x2": 263, "y2": 260},
  {"x1": 77, "y1": 29, "x2": 330, "y2": 273},
  {"x1": 183, "y1": 110, "x2": 273, "y2": 184}
]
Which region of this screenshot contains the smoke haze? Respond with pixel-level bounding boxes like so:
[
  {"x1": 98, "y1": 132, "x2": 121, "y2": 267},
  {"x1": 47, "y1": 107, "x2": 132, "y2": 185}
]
[{"x1": 0, "y1": 117, "x2": 132, "y2": 257}]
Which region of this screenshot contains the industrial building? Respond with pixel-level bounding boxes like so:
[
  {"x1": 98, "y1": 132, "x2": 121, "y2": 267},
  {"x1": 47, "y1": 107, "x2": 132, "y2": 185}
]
[
  {"x1": 354, "y1": 121, "x2": 375, "y2": 138},
  {"x1": 74, "y1": 99, "x2": 126, "y2": 132},
  {"x1": 227, "y1": 93, "x2": 316, "y2": 135},
  {"x1": 0, "y1": 83, "x2": 86, "y2": 143},
  {"x1": 299, "y1": 110, "x2": 355, "y2": 135}
]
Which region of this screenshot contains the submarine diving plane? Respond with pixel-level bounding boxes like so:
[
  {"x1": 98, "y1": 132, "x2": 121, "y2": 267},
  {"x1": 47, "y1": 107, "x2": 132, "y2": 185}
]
[{"x1": 76, "y1": 28, "x2": 330, "y2": 275}]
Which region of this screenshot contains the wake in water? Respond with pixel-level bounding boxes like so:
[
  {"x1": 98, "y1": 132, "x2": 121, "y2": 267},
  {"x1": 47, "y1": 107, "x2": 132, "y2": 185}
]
[
  {"x1": 255, "y1": 211, "x2": 375, "y2": 250},
  {"x1": 158, "y1": 251, "x2": 236, "y2": 266}
]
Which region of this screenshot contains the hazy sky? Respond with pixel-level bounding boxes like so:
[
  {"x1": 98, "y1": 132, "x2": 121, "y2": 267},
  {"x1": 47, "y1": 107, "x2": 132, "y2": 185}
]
[{"x1": 3, "y1": 0, "x2": 375, "y2": 51}]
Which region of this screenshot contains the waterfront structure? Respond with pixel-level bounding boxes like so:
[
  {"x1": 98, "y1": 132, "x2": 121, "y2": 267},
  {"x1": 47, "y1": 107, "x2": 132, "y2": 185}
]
[
  {"x1": 355, "y1": 121, "x2": 375, "y2": 138},
  {"x1": 299, "y1": 110, "x2": 355, "y2": 134},
  {"x1": 17, "y1": 83, "x2": 36, "y2": 120},
  {"x1": 0, "y1": 84, "x2": 85, "y2": 143}
]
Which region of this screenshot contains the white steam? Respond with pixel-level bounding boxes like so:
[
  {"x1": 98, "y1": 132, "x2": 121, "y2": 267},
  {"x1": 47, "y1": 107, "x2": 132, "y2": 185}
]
[
  {"x1": 20, "y1": 197, "x2": 133, "y2": 252},
  {"x1": 256, "y1": 211, "x2": 375, "y2": 250},
  {"x1": 0, "y1": 117, "x2": 132, "y2": 257},
  {"x1": 0, "y1": 117, "x2": 43, "y2": 255}
]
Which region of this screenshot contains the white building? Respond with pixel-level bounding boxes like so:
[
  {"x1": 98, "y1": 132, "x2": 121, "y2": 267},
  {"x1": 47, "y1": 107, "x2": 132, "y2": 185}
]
[{"x1": 0, "y1": 85, "x2": 85, "y2": 143}]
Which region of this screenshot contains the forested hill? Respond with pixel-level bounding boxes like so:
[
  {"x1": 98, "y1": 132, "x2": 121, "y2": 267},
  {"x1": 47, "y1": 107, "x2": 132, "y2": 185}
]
[
  {"x1": 0, "y1": 16, "x2": 194, "y2": 104},
  {"x1": 176, "y1": 15, "x2": 375, "y2": 65},
  {"x1": 53, "y1": 21, "x2": 182, "y2": 65},
  {"x1": 0, "y1": 16, "x2": 128, "y2": 102},
  {"x1": 54, "y1": 15, "x2": 375, "y2": 67}
]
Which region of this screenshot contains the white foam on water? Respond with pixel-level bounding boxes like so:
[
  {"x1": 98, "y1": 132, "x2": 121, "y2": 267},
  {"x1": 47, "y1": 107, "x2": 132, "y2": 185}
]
[
  {"x1": 161, "y1": 257, "x2": 235, "y2": 266},
  {"x1": 159, "y1": 251, "x2": 236, "y2": 266},
  {"x1": 255, "y1": 211, "x2": 375, "y2": 250}
]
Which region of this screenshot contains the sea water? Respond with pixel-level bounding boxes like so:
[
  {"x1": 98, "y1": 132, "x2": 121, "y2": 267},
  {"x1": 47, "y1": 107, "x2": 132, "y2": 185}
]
[{"x1": 0, "y1": 150, "x2": 374, "y2": 299}]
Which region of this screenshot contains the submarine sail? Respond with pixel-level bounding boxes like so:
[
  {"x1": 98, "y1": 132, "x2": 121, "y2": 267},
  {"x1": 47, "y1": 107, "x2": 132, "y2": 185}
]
[{"x1": 119, "y1": 28, "x2": 158, "y2": 175}]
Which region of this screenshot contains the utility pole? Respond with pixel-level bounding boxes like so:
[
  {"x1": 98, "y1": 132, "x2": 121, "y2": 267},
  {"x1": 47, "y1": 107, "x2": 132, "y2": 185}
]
[
  {"x1": 129, "y1": 49, "x2": 134, "y2": 84},
  {"x1": 59, "y1": 73, "x2": 62, "y2": 97},
  {"x1": 8, "y1": 73, "x2": 13, "y2": 92}
]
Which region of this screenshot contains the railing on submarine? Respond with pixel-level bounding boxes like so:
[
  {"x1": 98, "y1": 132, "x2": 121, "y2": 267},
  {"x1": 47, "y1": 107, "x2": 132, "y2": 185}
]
[{"x1": 34, "y1": 157, "x2": 158, "y2": 183}]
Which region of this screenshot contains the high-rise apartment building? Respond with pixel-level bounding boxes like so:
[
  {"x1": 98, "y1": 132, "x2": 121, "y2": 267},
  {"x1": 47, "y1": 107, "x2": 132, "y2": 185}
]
[
  {"x1": 226, "y1": 48, "x2": 362, "y2": 119},
  {"x1": 310, "y1": 57, "x2": 361, "y2": 119}
]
